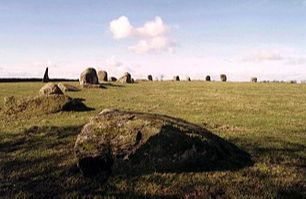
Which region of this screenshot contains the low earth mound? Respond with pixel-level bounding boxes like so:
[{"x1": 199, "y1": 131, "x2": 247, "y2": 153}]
[
  {"x1": 2, "y1": 95, "x2": 92, "y2": 116},
  {"x1": 39, "y1": 83, "x2": 63, "y2": 95},
  {"x1": 74, "y1": 109, "x2": 252, "y2": 179},
  {"x1": 58, "y1": 83, "x2": 80, "y2": 92}
]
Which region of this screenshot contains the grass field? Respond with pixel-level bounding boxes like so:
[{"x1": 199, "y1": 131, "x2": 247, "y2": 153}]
[{"x1": 0, "y1": 81, "x2": 305, "y2": 198}]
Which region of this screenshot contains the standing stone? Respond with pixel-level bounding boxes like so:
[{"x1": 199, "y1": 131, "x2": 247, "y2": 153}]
[
  {"x1": 79, "y1": 68, "x2": 99, "y2": 85},
  {"x1": 118, "y1": 72, "x2": 132, "y2": 83},
  {"x1": 174, "y1": 76, "x2": 180, "y2": 81},
  {"x1": 186, "y1": 76, "x2": 191, "y2": 81},
  {"x1": 251, "y1": 77, "x2": 257, "y2": 83},
  {"x1": 220, "y1": 74, "x2": 227, "y2": 82},
  {"x1": 98, "y1": 70, "x2": 108, "y2": 82},
  {"x1": 148, "y1": 75, "x2": 153, "y2": 81},
  {"x1": 42, "y1": 67, "x2": 49, "y2": 83},
  {"x1": 206, "y1": 75, "x2": 211, "y2": 81}
]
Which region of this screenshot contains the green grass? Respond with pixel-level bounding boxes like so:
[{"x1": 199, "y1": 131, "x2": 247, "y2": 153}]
[{"x1": 0, "y1": 81, "x2": 305, "y2": 198}]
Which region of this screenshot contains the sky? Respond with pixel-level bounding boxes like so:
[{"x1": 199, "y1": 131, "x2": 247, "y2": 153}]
[{"x1": 0, "y1": 0, "x2": 306, "y2": 81}]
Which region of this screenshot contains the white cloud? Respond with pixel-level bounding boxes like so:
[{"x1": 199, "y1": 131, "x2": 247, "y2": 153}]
[
  {"x1": 129, "y1": 36, "x2": 175, "y2": 54},
  {"x1": 109, "y1": 16, "x2": 176, "y2": 54},
  {"x1": 134, "y1": 17, "x2": 168, "y2": 38},
  {"x1": 109, "y1": 16, "x2": 133, "y2": 39},
  {"x1": 286, "y1": 57, "x2": 306, "y2": 65},
  {"x1": 242, "y1": 50, "x2": 284, "y2": 62},
  {"x1": 238, "y1": 48, "x2": 306, "y2": 66}
]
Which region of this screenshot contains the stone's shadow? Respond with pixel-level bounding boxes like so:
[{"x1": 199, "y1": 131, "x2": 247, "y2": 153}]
[
  {"x1": 81, "y1": 84, "x2": 106, "y2": 89},
  {"x1": 228, "y1": 137, "x2": 306, "y2": 167},
  {"x1": 81, "y1": 83, "x2": 126, "y2": 89},
  {"x1": 101, "y1": 83, "x2": 126, "y2": 88},
  {"x1": 62, "y1": 98, "x2": 95, "y2": 112}
]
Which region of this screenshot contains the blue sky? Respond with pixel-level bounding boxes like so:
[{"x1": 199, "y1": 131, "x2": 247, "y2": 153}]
[{"x1": 1, "y1": 0, "x2": 306, "y2": 81}]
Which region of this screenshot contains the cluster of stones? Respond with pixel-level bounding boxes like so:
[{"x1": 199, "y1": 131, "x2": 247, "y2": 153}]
[
  {"x1": 79, "y1": 68, "x2": 134, "y2": 86},
  {"x1": 39, "y1": 83, "x2": 80, "y2": 95},
  {"x1": 43, "y1": 67, "x2": 260, "y2": 83},
  {"x1": 37, "y1": 68, "x2": 253, "y2": 181}
]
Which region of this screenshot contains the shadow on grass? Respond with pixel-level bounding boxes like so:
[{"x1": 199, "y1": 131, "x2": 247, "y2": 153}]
[
  {"x1": 0, "y1": 125, "x2": 83, "y2": 197},
  {"x1": 228, "y1": 136, "x2": 306, "y2": 167},
  {"x1": 102, "y1": 83, "x2": 126, "y2": 88},
  {"x1": 62, "y1": 98, "x2": 95, "y2": 112}
]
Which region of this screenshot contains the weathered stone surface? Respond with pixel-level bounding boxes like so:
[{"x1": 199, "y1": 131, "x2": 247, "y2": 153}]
[
  {"x1": 118, "y1": 72, "x2": 132, "y2": 83},
  {"x1": 39, "y1": 83, "x2": 63, "y2": 96},
  {"x1": 220, "y1": 74, "x2": 227, "y2": 82},
  {"x1": 79, "y1": 68, "x2": 99, "y2": 85},
  {"x1": 98, "y1": 70, "x2": 108, "y2": 82},
  {"x1": 74, "y1": 109, "x2": 252, "y2": 178},
  {"x1": 58, "y1": 83, "x2": 80, "y2": 92}
]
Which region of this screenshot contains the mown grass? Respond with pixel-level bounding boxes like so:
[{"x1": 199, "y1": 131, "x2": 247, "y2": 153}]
[{"x1": 0, "y1": 81, "x2": 305, "y2": 198}]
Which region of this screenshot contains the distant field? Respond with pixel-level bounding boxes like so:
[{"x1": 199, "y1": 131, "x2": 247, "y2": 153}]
[{"x1": 0, "y1": 81, "x2": 305, "y2": 198}]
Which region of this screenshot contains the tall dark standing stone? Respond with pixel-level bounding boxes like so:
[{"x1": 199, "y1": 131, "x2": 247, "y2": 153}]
[
  {"x1": 42, "y1": 67, "x2": 49, "y2": 83},
  {"x1": 148, "y1": 75, "x2": 153, "y2": 81}
]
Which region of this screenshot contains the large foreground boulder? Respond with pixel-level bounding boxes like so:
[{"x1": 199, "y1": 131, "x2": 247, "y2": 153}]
[
  {"x1": 118, "y1": 72, "x2": 132, "y2": 83},
  {"x1": 80, "y1": 68, "x2": 99, "y2": 85},
  {"x1": 98, "y1": 70, "x2": 108, "y2": 82},
  {"x1": 39, "y1": 83, "x2": 63, "y2": 96},
  {"x1": 74, "y1": 109, "x2": 252, "y2": 178}
]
